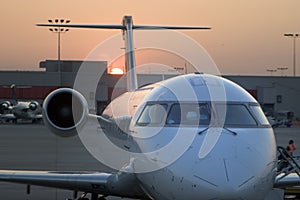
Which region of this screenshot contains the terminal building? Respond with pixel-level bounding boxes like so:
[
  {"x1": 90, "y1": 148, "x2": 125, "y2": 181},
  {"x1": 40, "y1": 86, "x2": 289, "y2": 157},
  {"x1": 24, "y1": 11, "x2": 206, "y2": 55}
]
[{"x1": 0, "y1": 60, "x2": 299, "y2": 122}]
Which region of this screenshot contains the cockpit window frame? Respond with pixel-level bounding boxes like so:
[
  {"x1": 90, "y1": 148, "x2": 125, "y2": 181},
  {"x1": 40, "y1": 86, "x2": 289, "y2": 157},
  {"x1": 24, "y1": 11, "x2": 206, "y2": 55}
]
[
  {"x1": 165, "y1": 102, "x2": 212, "y2": 127},
  {"x1": 248, "y1": 103, "x2": 270, "y2": 127},
  {"x1": 135, "y1": 101, "x2": 271, "y2": 128},
  {"x1": 213, "y1": 102, "x2": 258, "y2": 127},
  {"x1": 136, "y1": 102, "x2": 169, "y2": 126}
]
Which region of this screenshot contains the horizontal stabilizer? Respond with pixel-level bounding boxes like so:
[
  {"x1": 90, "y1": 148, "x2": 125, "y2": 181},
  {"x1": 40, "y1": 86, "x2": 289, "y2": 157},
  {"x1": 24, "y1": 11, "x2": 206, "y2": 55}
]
[
  {"x1": 37, "y1": 24, "x2": 125, "y2": 29},
  {"x1": 133, "y1": 25, "x2": 211, "y2": 30},
  {"x1": 37, "y1": 24, "x2": 211, "y2": 30}
]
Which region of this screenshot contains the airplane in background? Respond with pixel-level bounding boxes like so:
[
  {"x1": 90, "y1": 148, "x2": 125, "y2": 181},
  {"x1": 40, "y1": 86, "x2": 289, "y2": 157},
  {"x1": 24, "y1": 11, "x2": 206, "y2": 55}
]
[
  {"x1": 0, "y1": 16, "x2": 298, "y2": 200},
  {"x1": 0, "y1": 84, "x2": 42, "y2": 123}
]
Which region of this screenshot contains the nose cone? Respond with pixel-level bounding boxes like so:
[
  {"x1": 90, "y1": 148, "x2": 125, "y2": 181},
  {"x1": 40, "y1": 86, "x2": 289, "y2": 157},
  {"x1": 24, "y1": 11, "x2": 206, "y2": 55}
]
[
  {"x1": 193, "y1": 129, "x2": 276, "y2": 200},
  {"x1": 218, "y1": 158, "x2": 256, "y2": 199},
  {"x1": 194, "y1": 156, "x2": 258, "y2": 199},
  {"x1": 219, "y1": 184, "x2": 244, "y2": 200}
]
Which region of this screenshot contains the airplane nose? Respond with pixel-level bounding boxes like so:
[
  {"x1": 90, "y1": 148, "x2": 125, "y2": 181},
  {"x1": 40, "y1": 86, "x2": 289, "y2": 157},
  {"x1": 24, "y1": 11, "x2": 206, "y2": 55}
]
[
  {"x1": 193, "y1": 130, "x2": 275, "y2": 200},
  {"x1": 219, "y1": 184, "x2": 241, "y2": 200},
  {"x1": 192, "y1": 157, "x2": 259, "y2": 199},
  {"x1": 218, "y1": 158, "x2": 255, "y2": 199}
]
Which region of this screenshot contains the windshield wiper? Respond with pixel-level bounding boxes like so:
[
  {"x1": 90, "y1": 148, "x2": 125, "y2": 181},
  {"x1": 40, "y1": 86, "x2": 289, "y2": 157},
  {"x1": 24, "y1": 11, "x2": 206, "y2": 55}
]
[
  {"x1": 198, "y1": 127, "x2": 209, "y2": 135},
  {"x1": 223, "y1": 127, "x2": 237, "y2": 136},
  {"x1": 198, "y1": 127, "x2": 237, "y2": 136}
]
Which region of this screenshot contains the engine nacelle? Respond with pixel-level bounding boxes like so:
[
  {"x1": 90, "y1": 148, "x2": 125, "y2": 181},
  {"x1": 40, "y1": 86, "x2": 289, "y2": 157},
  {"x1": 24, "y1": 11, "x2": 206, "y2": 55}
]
[
  {"x1": 29, "y1": 102, "x2": 38, "y2": 111},
  {"x1": 43, "y1": 88, "x2": 89, "y2": 137},
  {"x1": 1, "y1": 101, "x2": 11, "y2": 110}
]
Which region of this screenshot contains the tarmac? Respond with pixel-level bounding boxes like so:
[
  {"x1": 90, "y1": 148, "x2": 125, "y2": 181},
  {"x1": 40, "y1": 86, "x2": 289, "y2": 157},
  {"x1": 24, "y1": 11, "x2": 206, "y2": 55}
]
[
  {"x1": 0, "y1": 123, "x2": 124, "y2": 200},
  {"x1": 0, "y1": 123, "x2": 299, "y2": 200}
]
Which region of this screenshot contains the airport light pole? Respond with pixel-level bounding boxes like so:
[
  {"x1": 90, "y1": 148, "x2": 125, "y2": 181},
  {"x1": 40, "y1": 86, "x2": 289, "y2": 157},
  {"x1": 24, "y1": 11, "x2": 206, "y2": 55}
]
[
  {"x1": 284, "y1": 33, "x2": 300, "y2": 77},
  {"x1": 277, "y1": 67, "x2": 288, "y2": 76},
  {"x1": 48, "y1": 19, "x2": 70, "y2": 85},
  {"x1": 266, "y1": 69, "x2": 277, "y2": 76}
]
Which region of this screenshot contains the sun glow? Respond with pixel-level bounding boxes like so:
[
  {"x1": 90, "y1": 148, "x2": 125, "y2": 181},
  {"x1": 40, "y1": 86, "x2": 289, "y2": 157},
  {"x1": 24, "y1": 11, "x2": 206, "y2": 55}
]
[{"x1": 109, "y1": 67, "x2": 124, "y2": 75}]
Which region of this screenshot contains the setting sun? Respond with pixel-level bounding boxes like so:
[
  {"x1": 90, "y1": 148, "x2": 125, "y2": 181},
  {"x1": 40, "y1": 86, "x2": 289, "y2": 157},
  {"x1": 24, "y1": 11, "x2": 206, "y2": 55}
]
[{"x1": 109, "y1": 67, "x2": 124, "y2": 75}]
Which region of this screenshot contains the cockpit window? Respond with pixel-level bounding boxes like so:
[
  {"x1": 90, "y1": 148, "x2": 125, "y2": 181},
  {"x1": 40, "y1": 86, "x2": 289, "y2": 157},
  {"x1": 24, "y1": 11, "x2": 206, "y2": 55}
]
[
  {"x1": 166, "y1": 103, "x2": 211, "y2": 126},
  {"x1": 137, "y1": 103, "x2": 168, "y2": 125},
  {"x1": 136, "y1": 102, "x2": 265, "y2": 127},
  {"x1": 215, "y1": 104, "x2": 257, "y2": 126},
  {"x1": 250, "y1": 105, "x2": 269, "y2": 125}
]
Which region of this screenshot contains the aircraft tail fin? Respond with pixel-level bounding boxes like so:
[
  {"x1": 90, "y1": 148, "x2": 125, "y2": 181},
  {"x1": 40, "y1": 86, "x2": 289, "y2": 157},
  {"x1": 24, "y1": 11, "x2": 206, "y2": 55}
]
[
  {"x1": 37, "y1": 16, "x2": 210, "y2": 91},
  {"x1": 10, "y1": 84, "x2": 18, "y2": 105}
]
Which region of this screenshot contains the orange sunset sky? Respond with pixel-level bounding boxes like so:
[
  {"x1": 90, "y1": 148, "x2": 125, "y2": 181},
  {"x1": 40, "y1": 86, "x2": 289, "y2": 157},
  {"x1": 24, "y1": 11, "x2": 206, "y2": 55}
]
[{"x1": 1, "y1": 0, "x2": 300, "y2": 76}]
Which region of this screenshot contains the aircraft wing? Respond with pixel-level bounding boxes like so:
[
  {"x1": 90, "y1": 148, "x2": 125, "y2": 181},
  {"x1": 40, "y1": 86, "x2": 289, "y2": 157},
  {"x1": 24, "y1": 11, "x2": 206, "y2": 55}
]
[
  {"x1": 0, "y1": 114, "x2": 16, "y2": 120},
  {"x1": 0, "y1": 170, "x2": 146, "y2": 199},
  {"x1": 33, "y1": 114, "x2": 43, "y2": 119},
  {"x1": 274, "y1": 173, "x2": 300, "y2": 188}
]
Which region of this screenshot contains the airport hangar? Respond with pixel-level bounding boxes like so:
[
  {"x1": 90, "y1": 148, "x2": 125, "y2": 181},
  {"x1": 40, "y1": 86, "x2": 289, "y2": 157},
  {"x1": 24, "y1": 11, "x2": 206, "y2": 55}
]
[{"x1": 0, "y1": 60, "x2": 299, "y2": 121}]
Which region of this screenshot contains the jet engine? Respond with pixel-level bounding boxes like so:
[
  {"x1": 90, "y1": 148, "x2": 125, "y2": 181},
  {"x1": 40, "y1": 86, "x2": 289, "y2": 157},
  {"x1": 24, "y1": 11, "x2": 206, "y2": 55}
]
[
  {"x1": 43, "y1": 88, "x2": 89, "y2": 137},
  {"x1": 29, "y1": 102, "x2": 38, "y2": 111},
  {"x1": 0, "y1": 101, "x2": 11, "y2": 110}
]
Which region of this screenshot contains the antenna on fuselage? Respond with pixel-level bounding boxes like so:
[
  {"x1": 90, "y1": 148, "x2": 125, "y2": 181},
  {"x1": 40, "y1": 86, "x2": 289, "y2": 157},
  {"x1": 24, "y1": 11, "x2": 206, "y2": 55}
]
[{"x1": 37, "y1": 16, "x2": 211, "y2": 92}]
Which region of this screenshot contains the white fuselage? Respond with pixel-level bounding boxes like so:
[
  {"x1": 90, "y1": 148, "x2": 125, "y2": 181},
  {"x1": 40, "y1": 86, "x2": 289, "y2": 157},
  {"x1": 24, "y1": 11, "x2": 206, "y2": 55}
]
[
  {"x1": 134, "y1": 127, "x2": 276, "y2": 200},
  {"x1": 12, "y1": 101, "x2": 39, "y2": 119},
  {"x1": 102, "y1": 74, "x2": 277, "y2": 200}
]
